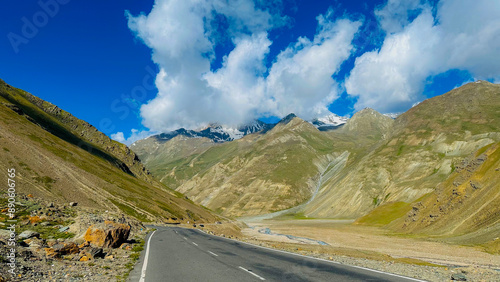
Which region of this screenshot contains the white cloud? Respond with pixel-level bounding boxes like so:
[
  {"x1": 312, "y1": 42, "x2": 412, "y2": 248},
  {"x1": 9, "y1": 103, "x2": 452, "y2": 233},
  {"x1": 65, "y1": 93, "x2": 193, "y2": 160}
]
[
  {"x1": 110, "y1": 132, "x2": 125, "y2": 143},
  {"x1": 346, "y1": 0, "x2": 500, "y2": 113},
  {"x1": 127, "y1": 0, "x2": 277, "y2": 131},
  {"x1": 267, "y1": 15, "x2": 361, "y2": 119},
  {"x1": 111, "y1": 129, "x2": 156, "y2": 145},
  {"x1": 375, "y1": 0, "x2": 425, "y2": 34},
  {"x1": 202, "y1": 32, "x2": 273, "y2": 124},
  {"x1": 128, "y1": 0, "x2": 361, "y2": 132}
]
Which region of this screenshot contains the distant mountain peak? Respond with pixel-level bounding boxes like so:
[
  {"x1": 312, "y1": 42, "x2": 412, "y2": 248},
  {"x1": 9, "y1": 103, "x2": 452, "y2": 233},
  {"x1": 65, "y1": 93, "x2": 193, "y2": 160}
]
[
  {"x1": 383, "y1": 113, "x2": 401, "y2": 119},
  {"x1": 342, "y1": 108, "x2": 394, "y2": 133},
  {"x1": 279, "y1": 113, "x2": 298, "y2": 124},
  {"x1": 146, "y1": 120, "x2": 273, "y2": 144},
  {"x1": 310, "y1": 113, "x2": 348, "y2": 131}
]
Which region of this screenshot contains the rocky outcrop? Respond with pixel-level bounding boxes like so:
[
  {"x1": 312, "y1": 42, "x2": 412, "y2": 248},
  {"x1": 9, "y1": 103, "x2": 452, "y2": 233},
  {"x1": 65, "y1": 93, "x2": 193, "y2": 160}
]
[{"x1": 84, "y1": 221, "x2": 131, "y2": 248}]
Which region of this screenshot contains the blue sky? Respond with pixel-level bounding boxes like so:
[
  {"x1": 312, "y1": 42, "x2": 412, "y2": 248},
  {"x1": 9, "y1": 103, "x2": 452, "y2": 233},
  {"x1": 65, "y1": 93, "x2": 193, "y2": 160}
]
[{"x1": 1, "y1": 0, "x2": 499, "y2": 144}]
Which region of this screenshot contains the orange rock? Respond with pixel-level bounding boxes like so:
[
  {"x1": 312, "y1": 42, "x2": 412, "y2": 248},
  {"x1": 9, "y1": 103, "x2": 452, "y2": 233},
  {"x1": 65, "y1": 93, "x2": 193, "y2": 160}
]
[
  {"x1": 47, "y1": 240, "x2": 57, "y2": 247},
  {"x1": 79, "y1": 256, "x2": 89, "y2": 262},
  {"x1": 44, "y1": 242, "x2": 80, "y2": 258},
  {"x1": 78, "y1": 242, "x2": 89, "y2": 249},
  {"x1": 0, "y1": 208, "x2": 7, "y2": 213},
  {"x1": 27, "y1": 194, "x2": 34, "y2": 198},
  {"x1": 84, "y1": 221, "x2": 130, "y2": 248},
  {"x1": 44, "y1": 248, "x2": 57, "y2": 258},
  {"x1": 29, "y1": 216, "x2": 42, "y2": 224},
  {"x1": 84, "y1": 227, "x2": 106, "y2": 247},
  {"x1": 59, "y1": 242, "x2": 79, "y2": 255}
]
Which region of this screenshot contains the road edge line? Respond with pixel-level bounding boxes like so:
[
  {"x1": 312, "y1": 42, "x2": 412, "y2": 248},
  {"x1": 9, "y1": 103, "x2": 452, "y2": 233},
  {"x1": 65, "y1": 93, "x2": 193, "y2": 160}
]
[
  {"x1": 139, "y1": 230, "x2": 156, "y2": 282},
  {"x1": 238, "y1": 266, "x2": 266, "y2": 280}
]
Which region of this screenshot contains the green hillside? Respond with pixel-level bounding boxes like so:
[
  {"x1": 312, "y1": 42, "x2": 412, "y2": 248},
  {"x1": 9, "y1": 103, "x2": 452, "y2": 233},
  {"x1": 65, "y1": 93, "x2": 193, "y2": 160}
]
[{"x1": 0, "y1": 79, "x2": 218, "y2": 223}]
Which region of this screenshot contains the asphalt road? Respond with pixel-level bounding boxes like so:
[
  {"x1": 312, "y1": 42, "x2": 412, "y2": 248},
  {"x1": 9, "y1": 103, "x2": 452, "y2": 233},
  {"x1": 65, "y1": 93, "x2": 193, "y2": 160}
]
[{"x1": 128, "y1": 226, "x2": 426, "y2": 282}]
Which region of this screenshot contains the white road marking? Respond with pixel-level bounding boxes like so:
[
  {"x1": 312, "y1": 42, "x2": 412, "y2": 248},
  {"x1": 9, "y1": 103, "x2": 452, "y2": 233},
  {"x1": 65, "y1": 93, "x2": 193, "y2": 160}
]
[
  {"x1": 196, "y1": 229, "x2": 427, "y2": 282},
  {"x1": 208, "y1": 251, "x2": 218, "y2": 257},
  {"x1": 239, "y1": 266, "x2": 266, "y2": 280},
  {"x1": 183, "y1": 237, "x2": 187, "y2": 240},
  {"x1": 192, "y1": 242, "x2": 198, "y2": 246},
  {"x1": 139, "y1": 230, "x2": 156, "y2": 282}
]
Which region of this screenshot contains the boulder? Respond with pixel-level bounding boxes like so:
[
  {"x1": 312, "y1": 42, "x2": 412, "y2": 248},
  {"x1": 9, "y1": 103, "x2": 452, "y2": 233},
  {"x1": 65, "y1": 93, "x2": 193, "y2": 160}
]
[
  {"x1": 0, "y1": 229, "x2": 12, "y2": 240},
  {"x1": 57, "y1": 242, "x2": 80, "y2": 254},
  {"x1": 80, "y1": 246, "x2": 106, "y2": 259},
  {"x1": 451, "y1": 273, "x2": 467, "y2": 281},
  {"x1": 90, "y1": 247, "x2": 105, "y2": 259},
  {"x1": 44, "y1": 242, "x2": 79, "y2": 258},
  {"x1": 19, "y1": 230, "x2": 40, "y2": 240},
  {"x1": 84, "y1": 220, "x2": 130, "y2": 248},
  {"x1": 46, "y1": 239, "x2": 57, "y2": 247},
  {"x1": 23, "y1": 237, "x2": 44, "y2": 248}
]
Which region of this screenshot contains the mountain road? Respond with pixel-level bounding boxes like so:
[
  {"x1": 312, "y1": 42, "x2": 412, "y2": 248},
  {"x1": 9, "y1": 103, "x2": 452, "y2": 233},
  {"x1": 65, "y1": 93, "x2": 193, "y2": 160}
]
[{"x1": 128, "y1": 226, "x2": 426, "y2": 282}]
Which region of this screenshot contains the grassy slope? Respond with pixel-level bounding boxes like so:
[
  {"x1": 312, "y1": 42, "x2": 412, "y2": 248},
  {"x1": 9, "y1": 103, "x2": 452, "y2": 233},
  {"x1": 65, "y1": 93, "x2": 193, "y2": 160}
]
[{"x1": 0, "y1": 79, "x2": 218, "y2": 223}]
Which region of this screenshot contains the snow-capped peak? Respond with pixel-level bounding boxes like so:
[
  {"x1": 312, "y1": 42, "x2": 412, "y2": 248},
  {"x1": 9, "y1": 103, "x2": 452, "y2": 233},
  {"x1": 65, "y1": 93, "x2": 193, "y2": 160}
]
[
  {"x1": 317, "y1": 114, "x2": 349, "y2": 125},
  {"x1": 149, "y1": 120, "x2": 271, "y2": 144},
  {"x1": 383, "y1": 113, "x2": 401, "y2": 119},
  {"x1": 310, "y1": 113, "x2": 348, "y2": 130}
]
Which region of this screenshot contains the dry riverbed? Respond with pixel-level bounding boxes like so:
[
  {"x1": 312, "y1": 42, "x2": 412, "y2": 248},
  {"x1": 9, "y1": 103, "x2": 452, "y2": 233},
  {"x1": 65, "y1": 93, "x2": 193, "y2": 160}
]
[{"x1": 238, "y1": 219, "x2": 500, "y2": 282}]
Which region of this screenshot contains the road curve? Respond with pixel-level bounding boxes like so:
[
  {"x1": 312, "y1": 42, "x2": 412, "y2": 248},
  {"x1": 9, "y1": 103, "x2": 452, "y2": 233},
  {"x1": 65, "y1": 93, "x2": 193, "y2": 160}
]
[{"x1": 128, "y1": 226, "x2": 426, "y2": 282}]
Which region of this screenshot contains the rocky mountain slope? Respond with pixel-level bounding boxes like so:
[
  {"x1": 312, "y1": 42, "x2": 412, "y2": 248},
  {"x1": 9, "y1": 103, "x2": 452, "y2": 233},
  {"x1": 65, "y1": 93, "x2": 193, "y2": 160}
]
[
  {"x1": 388, "y1": 141, "x2": 500, "y2": 253},
  {"x1": 0, "y1": 79, "x2": 218, "y2": 223},
  {"x1": 306, "y1": 81, "x2": 500, "y2": 219}
]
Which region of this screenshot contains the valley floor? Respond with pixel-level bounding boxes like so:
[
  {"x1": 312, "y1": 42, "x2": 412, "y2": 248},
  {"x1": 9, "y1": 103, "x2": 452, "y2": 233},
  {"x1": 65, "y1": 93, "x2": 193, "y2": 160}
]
[{"x1": 237, "y1": 219, "x2": 500, "y2": 281}]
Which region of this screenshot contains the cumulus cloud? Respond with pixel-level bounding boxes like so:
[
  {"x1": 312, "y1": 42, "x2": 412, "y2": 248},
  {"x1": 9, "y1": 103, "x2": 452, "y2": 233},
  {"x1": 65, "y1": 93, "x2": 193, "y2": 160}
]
[
  {"x1": 375, "y1": 0, "x2": 426, "y2": 34},
  {"x1": 111, "y1": 129, "x2": 156, "y2": 145},
  {"x1": 346, "y1": 0, "x2": 500, "y2": 113},
  {"x1": 127, "y1": 0, "x2": 361, "y2": 132},
  {"x1": 268, "y1": 15, "x2": 361, "y2": 119}
]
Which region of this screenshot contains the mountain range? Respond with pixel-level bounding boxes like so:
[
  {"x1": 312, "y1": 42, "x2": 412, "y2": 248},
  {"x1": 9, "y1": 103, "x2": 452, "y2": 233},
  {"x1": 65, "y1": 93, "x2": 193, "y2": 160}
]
[
  {"x1": 132, "y1": 80, "x2": 500, "y2": 253},
  {"x1": 136, "y1": 113, "x2": 348, "y2": 145}
]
